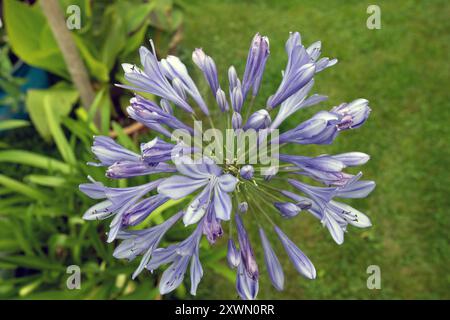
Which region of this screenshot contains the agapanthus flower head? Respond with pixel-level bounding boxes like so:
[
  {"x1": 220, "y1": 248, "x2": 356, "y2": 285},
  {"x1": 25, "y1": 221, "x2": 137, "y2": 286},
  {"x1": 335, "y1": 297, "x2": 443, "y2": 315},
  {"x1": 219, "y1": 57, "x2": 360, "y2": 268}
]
[{"x1": 81, "y1": 32, "x2": 374, "y2": 299}]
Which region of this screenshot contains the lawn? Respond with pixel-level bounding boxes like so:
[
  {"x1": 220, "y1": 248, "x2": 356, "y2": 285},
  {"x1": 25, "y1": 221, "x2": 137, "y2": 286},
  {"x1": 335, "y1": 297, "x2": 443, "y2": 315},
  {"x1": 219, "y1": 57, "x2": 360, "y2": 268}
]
[{"x1": 177, "y1": 0, "x2": 449, "y2": 299}]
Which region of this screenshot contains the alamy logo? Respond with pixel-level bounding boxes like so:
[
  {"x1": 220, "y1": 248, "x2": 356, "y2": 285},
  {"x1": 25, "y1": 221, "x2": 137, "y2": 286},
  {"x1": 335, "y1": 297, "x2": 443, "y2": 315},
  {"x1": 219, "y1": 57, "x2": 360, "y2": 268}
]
[
  {"x1": 367, "y1": 5, "x2": 382, "y2": 30},
  {"x1": 66, "y1": 5, "x2": 81, "y2": 30},
  {"x1": 171, "y1": 121, "x2": 279, "y2": 176},
  {"x1": 366, "y1": 265, "x2": 381, "y2": 289},
  {"x1": 66, "y1": 265, "x2": 81, "y2": 290}
]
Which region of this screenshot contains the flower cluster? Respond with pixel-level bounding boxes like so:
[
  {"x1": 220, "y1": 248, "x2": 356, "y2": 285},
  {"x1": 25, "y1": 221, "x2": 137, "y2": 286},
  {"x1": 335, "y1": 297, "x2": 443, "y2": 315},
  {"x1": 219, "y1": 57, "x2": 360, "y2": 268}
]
[{"x1": 80, "y1": 32, "x2": 374, "y2": 299}]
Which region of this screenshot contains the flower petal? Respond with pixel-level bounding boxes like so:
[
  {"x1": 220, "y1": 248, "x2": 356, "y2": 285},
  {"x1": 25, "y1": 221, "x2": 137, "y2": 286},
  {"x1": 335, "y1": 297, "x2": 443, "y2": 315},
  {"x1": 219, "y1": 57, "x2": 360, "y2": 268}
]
[
  {"x1": 159, "y1": 255, "x2": 191, "y2": 295},
  {"x1": 331, "y1": 200, "x2": 372, "y2": 228},
  {"x1": 322, "y1": 210, "x2": 345, "y2": 245},
  {"x1": 337, "y1": 180, "x2": 376, "y2": 198},
  {"x1": 236, "y1": 262, "x2": 259, "y2": 300},
  {"x1": 259, "y1": 228, "x2": 284, "y2": 291},
  {"x1": 158, "y1": 175, "x2": 207, "y2": 200},
  {"x1": 190, "y1": 252, "x2": 203, "y2": 295},
  {"x1": 213, "y1": 187, "x2": 232, "y2": 221},
  {"x1": 218, "y1": 174, "x2": 239, "y2": 192},
  {"x1": 227, "y1": 239, "x2": 241, "y2": 268},
  {"x1": 183, "y1": 186, "x2": 212, "y2": 226},
  {"x1": 82, "y1": 200, "x2": 115, "y2": 220},
  {"x1": 274, "y1": 226, "x2": 316, "y2": 279},
  {"x1": 174, "y1": 155, "x2": 221, "y2": 179}
]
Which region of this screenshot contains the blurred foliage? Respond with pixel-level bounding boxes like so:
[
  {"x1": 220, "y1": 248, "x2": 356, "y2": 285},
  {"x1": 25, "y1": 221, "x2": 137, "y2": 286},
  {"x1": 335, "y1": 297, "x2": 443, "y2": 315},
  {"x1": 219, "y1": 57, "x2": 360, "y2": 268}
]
[
  {"x1": 2, "y1": 0, "x2": 184, "y2": 139},
  {"x1": 0, "y1": 105, "x2": 231, "y2": 299},
  {"x1": 0, "y1": 44, "x2": 26, "y2": 113},
  {"x1": 0, "y1": 0, "x2": 231, "y2": 300}
]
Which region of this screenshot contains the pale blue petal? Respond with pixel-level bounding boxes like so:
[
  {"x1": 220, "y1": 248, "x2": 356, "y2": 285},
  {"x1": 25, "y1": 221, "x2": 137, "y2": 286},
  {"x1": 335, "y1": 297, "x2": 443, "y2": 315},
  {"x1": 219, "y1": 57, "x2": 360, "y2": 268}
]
[
  {"x1": 158, "y1": 175, "x2": 207, "y2": 199},
  {"x1": 213, "y1": 187, "x2": 232, "y2": 221},
  {"x1": 259, "y1": 228, "x2": 284, "y2": 291}
]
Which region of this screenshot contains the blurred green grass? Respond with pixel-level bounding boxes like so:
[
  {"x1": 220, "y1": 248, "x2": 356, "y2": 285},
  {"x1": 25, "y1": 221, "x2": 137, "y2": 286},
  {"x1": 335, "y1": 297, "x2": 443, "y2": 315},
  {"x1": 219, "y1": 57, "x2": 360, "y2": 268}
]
[{"x1": 178, "y1": 0, "x2": 449, "y2": 299}]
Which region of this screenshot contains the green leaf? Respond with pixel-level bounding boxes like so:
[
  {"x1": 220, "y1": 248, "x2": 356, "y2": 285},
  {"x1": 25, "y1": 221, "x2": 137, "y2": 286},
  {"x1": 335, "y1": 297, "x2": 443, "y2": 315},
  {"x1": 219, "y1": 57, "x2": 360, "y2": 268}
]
[
  {"x1": 43, "y1": 95, "x2": 77, "y2": 165},
  {"x1": 26, "y1": 86, "x2": 79, "y2": 141},
  {"x1": 19, "y1": 278, "x2": 43, "y2": 297},
  {"x1": 112, "y1": 121, "x2": 138, "y2": 152},
  {"x1": 72, "y1": 35, "x2": 110, "y2": 82},
  {"x1": 0, "y1": 174, "x2": 49, "y2": 201},
  {"x1": 0, "y1": 239, "x2": 19, "y2": 251},
  {"x1": 118, "y1": 2, "x2": 156, "y2": 34},
  {"x1": 208, "y1": 263, "x2": 235, "y2": 283},
  {"x1": 10, "y1": 220, "x2": 35, "y2": 256},
  {"x1": 100, "y1": 93, "x2": 112, "y2": 136},
  {"x1": 0, "y1": 119, "x2": 30, "y2": 132},
  {"x1": 61, "y1": 116, "x2": 94, "y2": 147},
  {"x1": 87, "y1": 225, "x2": 109, "y2": 262},
  {"x1": 25, "y1": 175, "x2": 66, "y2": 187},
  {"x1": 0, "y1": 196, "x2": 29, "y2": 209},
  {"x1": 87, "y1": 87, "x2": 106, "y2": 124},
  {"x1": 74, "y1": 107, "x2": 98, "y2": 134},
  {"x1": 3, "y1": 0, "x2": 68, "y2": 78},
  {"x1": 87, "y1": 87, "x2": 113, "y2": 135},
  {"x1": 0, "y1": 150, "x2": 71, "y2": 174},
  {"x1": 99, "y1": 9, "x2": 126, "y2": 71},
  {"x1": 148, "y1": 0, "x2": 183, "y2": 32},
  {"x1": 0, "y1": 255, "x2": 64, "y2": 271},
  {"x1": 120, "y1": 21, "x2": 149, "y2": 58},
  {"x1": 17, "y1": 288, "x2": 89, "y2": 300}
]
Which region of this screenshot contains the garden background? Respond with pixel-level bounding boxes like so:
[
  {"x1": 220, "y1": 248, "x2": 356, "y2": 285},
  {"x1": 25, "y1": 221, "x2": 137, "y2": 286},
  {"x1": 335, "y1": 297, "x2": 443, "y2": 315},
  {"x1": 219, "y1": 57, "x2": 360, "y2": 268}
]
[{"x1": 0, "y1": 0, "x2": 448, "y2": 299}]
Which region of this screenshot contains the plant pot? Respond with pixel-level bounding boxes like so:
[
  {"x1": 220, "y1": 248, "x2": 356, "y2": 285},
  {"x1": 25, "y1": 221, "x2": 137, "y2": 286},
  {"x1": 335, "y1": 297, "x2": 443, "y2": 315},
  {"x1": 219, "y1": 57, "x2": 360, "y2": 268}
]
[{"x1": 0, "y1": 61, "x2": 49, "y2": 120}]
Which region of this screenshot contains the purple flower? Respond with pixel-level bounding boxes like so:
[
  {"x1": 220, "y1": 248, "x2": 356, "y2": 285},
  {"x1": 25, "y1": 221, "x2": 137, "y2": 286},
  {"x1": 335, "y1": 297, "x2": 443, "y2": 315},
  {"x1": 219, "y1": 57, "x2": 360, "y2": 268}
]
[
  {"x1": 238, "y1": 201, "x2": 248, "y2": 213},
  {"x1": 267, "y1": 32, "x2": 316, "y2": 108},
  {"x1": 227, "y1": 239, "x2": 241, "y2": 268},
  {"x1": 236, "y1": 261, "x2": 259, "y2": 300},
  {"x1": 158, "y1": 156, "x2": 238, "y2": 225},
  {"x1": 305, "y1": 40, "x2": 338, "y2": 73},
  {"x1": 270, "y1": 80, "x2": 327, "y2": 129},
  {"x1": 141, "y1": 137, "x2": 192, "y2": 164},
  {"x1": 242, "y1": 33, "x2": 270, "y2": 98},
  {"x1": 192, "y1": 48, "x2": 220, "y2": 97},
  {"x1": 235, "y1": 213, "x2": 259, "y2": 280},
  {"x1": 90, "y1": 136, "x2": 140, "y2": 166},
  {"x1": 113, "y1": 211, "x2": 183, "y2": 278},
  {"x1": 243, "y1": 109, "x2": 271, "y2": 131},
  {"x1": 128, "y1": 95, "x2": 194, "y2": 136},
  {"x1": 280, "y1": 152, "x2": 370, "y2": 186},
  {"x1": 121, "y1": 194, "x2": 169, "y2": 227},
  {"x1": 106, "y1": 161, "x2": 175, "y2": 179},
  {"x1": 274, "y1": 202, "x2": 301, "y2": 218},
  {"x1": 259, "y1": 228, "x2": 284, "y2": 290},
  {"x1": 288, "y1": 173, "x2": 375, "y2": 244},
  {"x1": 202, "y1": 206, "x2": 224, "y2": 244},
  {"x1": 278, "y1": 111, "x2": 340, "y2": 145},
  {"x1": 240, "y1": 165, "x2": 254, "y2": 180},
  {"x1": 215, "y1": 88, "x2": 229, "y2": 112},
  {"x1": 274, "y1": 226, "x2": 316, "y2": 279},
  {"x1": 232, "y1": 112, "x2": 242, "y2": 130},
  {"x1": 80, "y1": 177, "x2": 164, "y2": 242},
  {"x1": 228, "y1": 66, "x2": 241, "y2": 97},
  {"x1": 146, "y1": 223, "x2": 204, "y2": 295},
  {"x1": 161, "y1": 55, "x2": 209, "y2": 115},
  {"x1": 81, "y1": 32, "x2": 374, "y2": 299},
  {"x1": 119, "y1": 45, "x2": 193, "y2": 113},
  {"x1": 231, "y1": 86, "x2": 244, "y2": 113},
  {"x1": 332, "y1": 99, "x2": 371, "y2": 130}
]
